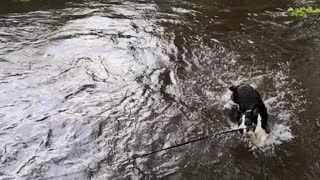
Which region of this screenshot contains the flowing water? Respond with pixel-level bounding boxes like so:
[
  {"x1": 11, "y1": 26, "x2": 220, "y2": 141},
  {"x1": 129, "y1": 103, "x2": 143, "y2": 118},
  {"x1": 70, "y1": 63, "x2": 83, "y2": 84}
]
[{"x1": 1, "y1": 0, "x2": 320, "y2": 179}]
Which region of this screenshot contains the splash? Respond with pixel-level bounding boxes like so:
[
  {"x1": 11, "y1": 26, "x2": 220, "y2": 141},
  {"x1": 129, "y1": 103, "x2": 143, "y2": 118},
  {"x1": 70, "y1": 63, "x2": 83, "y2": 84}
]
[{"x1": 221, "y1": 71, "x2": 303, "y2": 152}]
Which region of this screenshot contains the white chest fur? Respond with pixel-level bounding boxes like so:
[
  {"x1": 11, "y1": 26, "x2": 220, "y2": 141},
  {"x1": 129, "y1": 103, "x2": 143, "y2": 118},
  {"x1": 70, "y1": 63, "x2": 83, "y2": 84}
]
[{"x1": 248, "y1": 114, "x2": 268, "y2": 147}]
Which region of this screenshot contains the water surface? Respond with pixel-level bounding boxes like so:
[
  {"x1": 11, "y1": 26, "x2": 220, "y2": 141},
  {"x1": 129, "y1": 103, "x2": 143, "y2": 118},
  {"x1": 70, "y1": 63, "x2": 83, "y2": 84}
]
[{"x1": 1, "y1": 0, "x2": 320, "y2": 179}]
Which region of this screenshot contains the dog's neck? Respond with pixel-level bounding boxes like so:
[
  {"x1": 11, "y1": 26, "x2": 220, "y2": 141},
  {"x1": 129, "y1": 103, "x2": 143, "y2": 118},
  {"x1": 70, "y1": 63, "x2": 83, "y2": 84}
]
[{"x1": 255, "y1": 114, "x2": 263, "y2": 133}]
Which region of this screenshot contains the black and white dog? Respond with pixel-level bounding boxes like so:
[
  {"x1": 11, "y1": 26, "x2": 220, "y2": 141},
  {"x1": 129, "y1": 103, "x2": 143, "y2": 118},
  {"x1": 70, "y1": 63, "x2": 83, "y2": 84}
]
[{"x1": 229, "y1": 84, "x2": 269, "y2": 136}]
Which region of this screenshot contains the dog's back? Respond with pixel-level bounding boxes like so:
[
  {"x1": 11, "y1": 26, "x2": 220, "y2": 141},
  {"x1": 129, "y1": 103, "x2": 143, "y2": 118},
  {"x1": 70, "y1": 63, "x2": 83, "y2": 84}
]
[
  {"x1": 229, "y1": 84, "x2": 268, "y2": 132},
  {"x1": 229, "y1": 85, "x2": 262, "y2": 112}
]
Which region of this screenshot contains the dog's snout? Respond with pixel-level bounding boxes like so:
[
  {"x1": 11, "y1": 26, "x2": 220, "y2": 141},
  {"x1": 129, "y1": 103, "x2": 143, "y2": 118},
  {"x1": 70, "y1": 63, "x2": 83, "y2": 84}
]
[{"x1": 239, "y1": 129, "x2": 244, "y2": 133}]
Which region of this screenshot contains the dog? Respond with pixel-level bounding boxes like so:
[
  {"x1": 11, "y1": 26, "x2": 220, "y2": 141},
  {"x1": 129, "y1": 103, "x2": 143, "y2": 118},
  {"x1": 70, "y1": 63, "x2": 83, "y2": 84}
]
[{"x1": 229, "y1": 84, "x2": 269, "y2": 135}]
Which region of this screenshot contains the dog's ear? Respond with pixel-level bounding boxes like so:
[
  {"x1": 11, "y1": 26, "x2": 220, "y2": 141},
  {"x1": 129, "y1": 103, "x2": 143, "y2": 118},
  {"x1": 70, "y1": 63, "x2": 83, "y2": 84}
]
[
  {"x1": 252, "y1": 106, "x2": 259, "y2": 116},
  {"x1": 229, "y1": 85, "x2": 237, "y2": 92}
]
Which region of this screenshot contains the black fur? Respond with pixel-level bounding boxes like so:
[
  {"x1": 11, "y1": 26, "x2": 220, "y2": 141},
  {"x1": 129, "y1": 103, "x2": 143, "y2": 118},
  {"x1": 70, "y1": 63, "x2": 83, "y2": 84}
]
[{"x1": 229, "y1": 84, "x2": 269, "y2": 133}]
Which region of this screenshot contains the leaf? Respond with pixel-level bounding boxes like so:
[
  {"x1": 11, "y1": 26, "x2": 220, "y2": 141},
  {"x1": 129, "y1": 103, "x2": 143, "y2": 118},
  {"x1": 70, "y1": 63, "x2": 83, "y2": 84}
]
[
  {"x1": 287, "y1": 6, "x2": 320, "y2": 17},
  {"x1": 288, "y1": 7, "x2": 294, "y2": 12}
]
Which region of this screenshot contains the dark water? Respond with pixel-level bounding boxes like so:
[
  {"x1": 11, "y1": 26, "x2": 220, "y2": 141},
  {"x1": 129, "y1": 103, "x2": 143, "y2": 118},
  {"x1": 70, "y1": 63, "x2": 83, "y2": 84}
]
[{"x1": 1, "y1": 0, "x2": 320, "y2": 179}]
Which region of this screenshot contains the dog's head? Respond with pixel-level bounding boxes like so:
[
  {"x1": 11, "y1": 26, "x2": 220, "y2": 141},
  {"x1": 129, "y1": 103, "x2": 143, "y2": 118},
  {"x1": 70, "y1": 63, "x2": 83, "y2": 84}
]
[{"x1": 238, "y1": 109, "x2": 258, "y2": 133}]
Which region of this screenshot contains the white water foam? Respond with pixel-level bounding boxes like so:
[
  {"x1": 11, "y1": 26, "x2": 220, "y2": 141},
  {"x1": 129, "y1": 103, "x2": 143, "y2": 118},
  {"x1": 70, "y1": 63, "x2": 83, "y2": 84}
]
[{"x1": 221, "y1": 72, "x2": 303, "y2": 152}]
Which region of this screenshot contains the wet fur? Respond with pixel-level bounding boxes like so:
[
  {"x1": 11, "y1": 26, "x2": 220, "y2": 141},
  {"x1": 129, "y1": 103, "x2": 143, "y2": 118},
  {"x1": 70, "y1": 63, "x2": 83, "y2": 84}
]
[{"x1": 229, "y1": 84, "x2": 269, "y2": 133}]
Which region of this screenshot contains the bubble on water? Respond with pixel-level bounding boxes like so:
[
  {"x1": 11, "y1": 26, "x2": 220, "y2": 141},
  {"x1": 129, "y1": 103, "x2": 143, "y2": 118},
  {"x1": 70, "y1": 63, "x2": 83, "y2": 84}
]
[{"x1": 266, "y1": 123, "x2": 294, "y2": 145}]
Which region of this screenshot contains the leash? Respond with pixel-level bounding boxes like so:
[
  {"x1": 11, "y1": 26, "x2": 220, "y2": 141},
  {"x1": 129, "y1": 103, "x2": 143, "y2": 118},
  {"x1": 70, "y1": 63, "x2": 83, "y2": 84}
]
[
  {"x1": 126, "y1": 125, "x2": 256, "y2": 162},
  {"x1": 43, "y1": 126, "x2": 255, "y2": 179}
]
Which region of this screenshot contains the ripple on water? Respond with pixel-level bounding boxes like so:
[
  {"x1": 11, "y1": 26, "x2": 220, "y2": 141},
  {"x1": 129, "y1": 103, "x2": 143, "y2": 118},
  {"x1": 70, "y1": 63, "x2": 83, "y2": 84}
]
[
  {"x1": 0, "y1": 1, "x2": 309, "y2": 180},
  {"x1": 0, "y1": 9, "x2": 180, "y2": 178}
]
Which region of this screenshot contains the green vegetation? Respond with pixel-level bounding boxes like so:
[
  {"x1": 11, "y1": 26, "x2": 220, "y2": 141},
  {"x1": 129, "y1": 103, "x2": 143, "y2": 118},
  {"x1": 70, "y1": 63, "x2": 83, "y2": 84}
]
[{"x1": 287, "y1": 7, "x2": 320, "y2": 18}]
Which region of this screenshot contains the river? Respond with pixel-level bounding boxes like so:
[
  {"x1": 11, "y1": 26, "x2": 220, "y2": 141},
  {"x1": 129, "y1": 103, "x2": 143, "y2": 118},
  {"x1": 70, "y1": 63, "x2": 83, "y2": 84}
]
[{"x1": 0, "y1": 0, "x2": 320, "y2": 179}]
